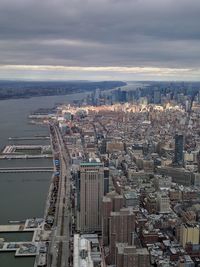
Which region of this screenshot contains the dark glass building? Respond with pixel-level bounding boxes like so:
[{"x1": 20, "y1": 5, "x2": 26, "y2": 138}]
[{"x1": 174, "y1": 134, "x2": 184, "y2": 166}]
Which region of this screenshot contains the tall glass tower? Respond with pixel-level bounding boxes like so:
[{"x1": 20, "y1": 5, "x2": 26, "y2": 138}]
[{"x1": 174, "y1": 134, "x2": 184, "y2": 166}]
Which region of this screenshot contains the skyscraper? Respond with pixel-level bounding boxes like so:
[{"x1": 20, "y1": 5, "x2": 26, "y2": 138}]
[
  {"x1": 153, "y1": 90, "x2": 161, "y2": 104},
  {"x1": 174, "y1": 134, "x2": 184, "y2": 166},
  {"x1": 77, "y1": 161, "x2": 105, "y2": 232}
]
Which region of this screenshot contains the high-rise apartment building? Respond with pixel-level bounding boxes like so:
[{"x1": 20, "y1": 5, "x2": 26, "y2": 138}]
[
  {"x1": 102, "y1": 192, "x2": 124, "y2": 245},
  {"x1": 116, "y1": 244, "x2": 150, "y2": 267},
  {"x1": 180, "y1": 223, "x2": 199, "y2": 248},
  {"x1": 109, "y1": 208, "x2": 135, "y2": 264}
]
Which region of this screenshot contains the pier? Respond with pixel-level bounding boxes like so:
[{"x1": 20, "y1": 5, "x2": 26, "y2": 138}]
[
  {"x1": 8, "y1": 136, "x2": 50, "y2": 141},
  {"x1": 0, "y1": 133, "x2": 55, "y2": 265},
  {"x1": 0, "y1": 167, "x2": 53, "y2": 173},
  {"x1": 0, "y1": 154, "x2": 52, "y2": 159},
  {"x1": 0, "y1": 219, "x2": 48, "y2": 260},
  {"x1": 2, "y1": 145, "x2": 51, "y2": 154},
  {"x1": 0, "y1": 135, "x2": 53, "y2": 265}
]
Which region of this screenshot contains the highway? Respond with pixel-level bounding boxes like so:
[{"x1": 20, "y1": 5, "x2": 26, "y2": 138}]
[{"x1": 48, "y1": 123, "x2": 72, "y2": 267}]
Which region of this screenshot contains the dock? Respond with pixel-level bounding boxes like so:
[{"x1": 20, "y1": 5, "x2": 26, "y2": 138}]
[
  {"x1": 0, "y1": 154, "x2": 52, "y2": 159},
  {"x1": 0, "y1": 225, "x2": 24, "y2": 232},
  {"x1": 0, "y1": 167, "x2": 53, "y2": 173},
  {"x1": 0, "y1": 134, "x2": 52, "y2": 265},
  {"x1": 8, "y1": 136, "x2": 50, "y2": 141},
  {"x1": 2, "y1": 145, "x2": 51, "y2": 154},
  {"x1": 0, "y1": 242, "x2": 39, "y2": 256},
  {"x1": 0, "y1": 218, "x2": 49, "y2": 262},
  {"x1": 0, "y1": 144, "x2": 53, "y2": 160}
]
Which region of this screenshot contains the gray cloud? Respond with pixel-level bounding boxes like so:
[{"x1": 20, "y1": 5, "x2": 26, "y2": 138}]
[{"x1": 0, "y1": 0, "x2": 200, "y2": 80}]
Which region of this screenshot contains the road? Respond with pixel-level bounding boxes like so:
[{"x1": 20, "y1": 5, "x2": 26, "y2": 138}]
[{"x1": 48, "y1": 123, "x2": 72, "y2": 267}]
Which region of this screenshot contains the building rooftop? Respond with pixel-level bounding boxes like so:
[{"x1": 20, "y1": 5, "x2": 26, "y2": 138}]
[
  {"x1": 73, "y1": 234, "x2": 102, "y2": 267},
  {"x1": 124, "y1": 191, "x2": 138, "y2": 199}
]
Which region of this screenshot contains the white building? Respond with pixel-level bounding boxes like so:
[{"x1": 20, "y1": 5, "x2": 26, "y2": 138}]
[
  {"x1": 157, "y1": 192, "x2": 170, "y2": 213},
  {"x1": 73, "y1": 234, "x2": 102, "y2": 267}
]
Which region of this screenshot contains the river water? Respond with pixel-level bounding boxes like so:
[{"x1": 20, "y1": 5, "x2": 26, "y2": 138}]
[{"x1": 0, "y1": 92, "x2": 86, "y2": 267}]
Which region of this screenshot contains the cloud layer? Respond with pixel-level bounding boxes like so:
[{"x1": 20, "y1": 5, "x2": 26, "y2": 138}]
[{"x1": 0, "y1": 0, "x2": 200, "y2": 80}]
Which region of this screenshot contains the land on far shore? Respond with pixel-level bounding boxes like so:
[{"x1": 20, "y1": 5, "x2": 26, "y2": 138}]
[{"x1": 0, "y1": 80, "x2": 126, "y2": 100}]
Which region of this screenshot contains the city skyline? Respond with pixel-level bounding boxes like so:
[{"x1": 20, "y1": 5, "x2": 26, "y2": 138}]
[{"x1": 0, "y1": 0, "x2": 200, "y2": 81}]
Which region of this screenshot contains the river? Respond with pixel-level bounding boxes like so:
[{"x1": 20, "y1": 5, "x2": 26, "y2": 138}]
[{"x1": 0, "y1": 92, "x2": 86, "y2": 267}]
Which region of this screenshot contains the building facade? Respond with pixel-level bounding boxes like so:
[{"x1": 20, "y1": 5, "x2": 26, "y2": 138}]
[
  {"x1": 174, "y1": 134, "x2": 184, "y2": 166},
  {"x1": 78, "y1": 162, "x2": 105, "y2": 232}
]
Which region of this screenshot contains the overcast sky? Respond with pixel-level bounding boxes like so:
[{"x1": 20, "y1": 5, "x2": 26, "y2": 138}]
[{"x1": 0, "y1": 0, "x2": 200, "y2": 81}]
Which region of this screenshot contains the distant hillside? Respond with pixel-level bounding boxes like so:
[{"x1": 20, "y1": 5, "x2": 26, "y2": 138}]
[{"x1": 0, "y1": 80, "x2": 126, "y2": 100}]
